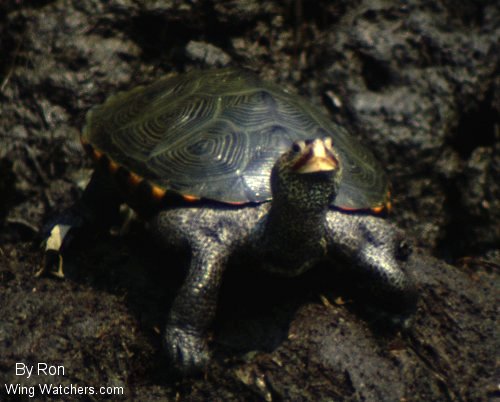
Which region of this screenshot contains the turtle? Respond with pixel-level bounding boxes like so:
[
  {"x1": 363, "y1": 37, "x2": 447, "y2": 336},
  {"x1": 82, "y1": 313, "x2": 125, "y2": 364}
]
[{"x1": 44, "y1": 68, "x2": 417, "y2": 373}]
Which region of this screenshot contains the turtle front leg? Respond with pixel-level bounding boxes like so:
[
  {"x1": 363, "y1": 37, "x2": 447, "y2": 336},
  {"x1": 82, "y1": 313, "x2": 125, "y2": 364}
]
[
  {"x1": 151, "y1": 210, "x2": 233, "y2": 373},
  {"x1": 326, "y1": 211, "x2": 417, "y2": 311},
  {"x1": 164, "y1": 244, "x2": 229, "y2": 373}
]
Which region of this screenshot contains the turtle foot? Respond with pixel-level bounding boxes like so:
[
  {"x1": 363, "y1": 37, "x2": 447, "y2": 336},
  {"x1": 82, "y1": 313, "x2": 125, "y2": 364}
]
[
  {"x1": 37, "y1": 224, "x2": 74, "y2": 278},
  {"x1": 164, "y1": 325, "x2": 210, "y2": 374}
]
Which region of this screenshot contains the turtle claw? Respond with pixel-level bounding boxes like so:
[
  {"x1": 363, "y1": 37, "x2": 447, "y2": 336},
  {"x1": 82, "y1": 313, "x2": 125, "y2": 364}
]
[
  {"x1": 37, "y1": 224, "x2": 73, "y2": 278},
  {"x1": 38, "y1": 249, "x2": 65, "y2": 278},
  {"x1": 164, "y1": 325, "x2": 210, "y2": 374}
]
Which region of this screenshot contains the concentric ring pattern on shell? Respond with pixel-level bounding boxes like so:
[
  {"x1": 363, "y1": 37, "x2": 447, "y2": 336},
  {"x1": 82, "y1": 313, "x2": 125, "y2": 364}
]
[{"x1": 83, "y1": 68, "x2": 389, "y2": 209}]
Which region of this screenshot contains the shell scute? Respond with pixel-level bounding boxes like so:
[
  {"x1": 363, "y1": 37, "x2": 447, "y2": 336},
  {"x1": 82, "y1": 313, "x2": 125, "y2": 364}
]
[{"x1": 83, "y1": 68, "x2": 389, "y2": 210}]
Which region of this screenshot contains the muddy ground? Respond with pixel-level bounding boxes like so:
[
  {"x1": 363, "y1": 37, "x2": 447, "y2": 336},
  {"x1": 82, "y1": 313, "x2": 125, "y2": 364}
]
[{"x1": 0, "y1": 0, "x2": 499, "y2": 401}]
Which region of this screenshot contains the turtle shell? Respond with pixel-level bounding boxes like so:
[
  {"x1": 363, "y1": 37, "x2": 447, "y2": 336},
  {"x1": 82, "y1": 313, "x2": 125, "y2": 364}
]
[{"x1": 83, "y1": 68, "x2": 390, "y2": 211}]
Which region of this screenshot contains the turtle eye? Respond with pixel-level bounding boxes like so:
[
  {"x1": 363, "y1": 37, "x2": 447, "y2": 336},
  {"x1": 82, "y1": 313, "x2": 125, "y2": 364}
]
[
  {"x1": 396, "y1": 239, "x2": 412, "y2": 261},
  {"x1": 292, "y1": 141, "x2": 304, "y2": 153}
]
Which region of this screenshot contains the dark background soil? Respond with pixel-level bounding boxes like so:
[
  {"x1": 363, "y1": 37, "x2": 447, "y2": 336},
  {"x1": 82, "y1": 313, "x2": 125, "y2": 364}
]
[{"x1": 0, "y1": 1, "x2": 498, "y2": 401}]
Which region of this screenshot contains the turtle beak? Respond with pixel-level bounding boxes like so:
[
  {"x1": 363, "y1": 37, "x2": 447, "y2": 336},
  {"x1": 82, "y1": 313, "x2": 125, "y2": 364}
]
[{"x1": 293, "y1": 138, "x2": 338, "y2": 174}]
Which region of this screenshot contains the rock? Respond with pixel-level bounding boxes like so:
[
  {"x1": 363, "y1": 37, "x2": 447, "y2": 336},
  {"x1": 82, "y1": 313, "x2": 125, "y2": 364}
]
[
  {"x1": 0, "y1": 0, "x2": 498, "y2": 400},
  {"x1": 185, "y1": 40, "x2": 231, "y2": 66}
]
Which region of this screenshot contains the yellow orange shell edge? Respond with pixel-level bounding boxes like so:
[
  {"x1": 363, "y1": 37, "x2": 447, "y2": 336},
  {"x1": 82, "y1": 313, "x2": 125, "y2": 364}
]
[{"x1": 81, "y1": 139, "x2": 200, "y2": 204}]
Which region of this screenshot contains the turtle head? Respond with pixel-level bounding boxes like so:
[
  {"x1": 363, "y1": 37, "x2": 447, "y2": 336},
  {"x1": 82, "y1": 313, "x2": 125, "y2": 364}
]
[{"x1": 271, "y1": 137, "x2": 341, "y2": 209}]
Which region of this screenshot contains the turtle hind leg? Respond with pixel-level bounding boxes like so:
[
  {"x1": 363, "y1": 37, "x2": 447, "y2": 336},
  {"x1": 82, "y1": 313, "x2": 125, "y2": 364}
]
[{"x1": 40, "y1": 168, "x2": 123, "y2": 277}]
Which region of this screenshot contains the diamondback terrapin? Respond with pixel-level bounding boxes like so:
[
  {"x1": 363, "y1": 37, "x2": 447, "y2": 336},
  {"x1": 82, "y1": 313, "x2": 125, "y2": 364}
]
[{"x1": 45, "y1": 68, "x2": 416, "y2": 373}]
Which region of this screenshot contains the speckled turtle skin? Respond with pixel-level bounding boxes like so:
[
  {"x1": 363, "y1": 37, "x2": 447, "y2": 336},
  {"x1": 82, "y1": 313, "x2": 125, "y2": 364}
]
[
  {"x1": 151, "y1": 194, "x2": 414, "y2": 372},
  {"x1": 46, "y1": 69, "x2": 417, "y2": 374}
]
